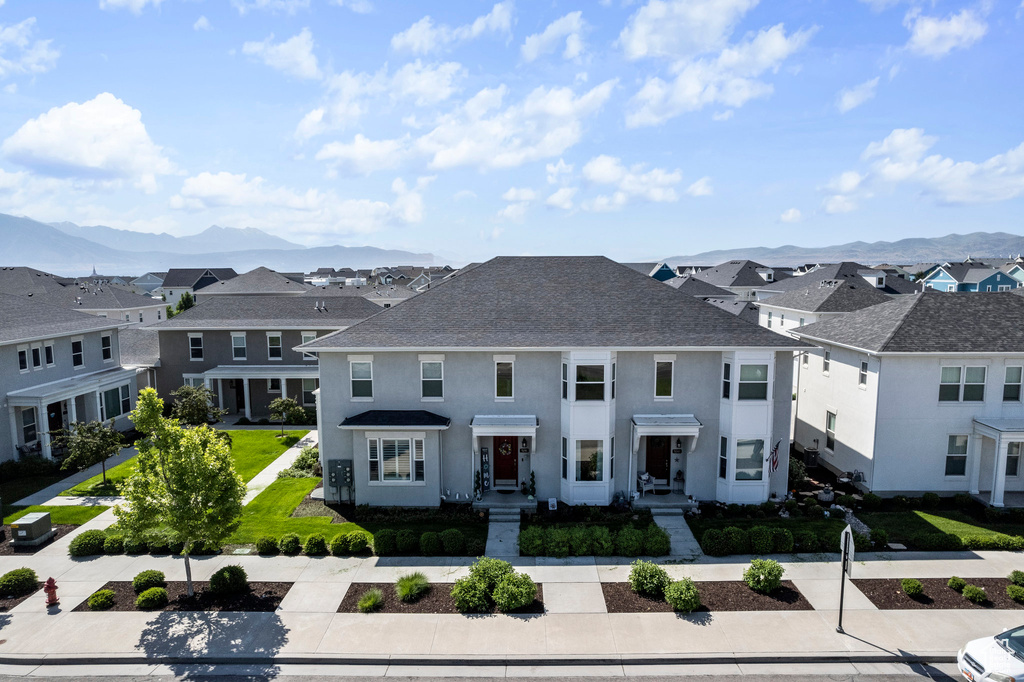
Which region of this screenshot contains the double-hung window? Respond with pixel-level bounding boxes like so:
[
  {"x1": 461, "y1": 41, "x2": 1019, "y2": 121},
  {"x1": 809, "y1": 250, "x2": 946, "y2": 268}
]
[
  {"x1": 611, "y1": 362, "x2": 616, "y2": 399},
  {"x1": 495, "y1": 359, "x2": 513, "y2": 399},
  {"x1": 301, "y1": 378, "x2": 318, "y2": 406},
  {"x1": 718, "y1": 437, "x2": 728, "y2": 479},
  {"x1": 801, "y1": 352, "x2": 809, "y2": 368},
  {"x1": 368, "y1": 437, "x2": 424, "y2": 483},
  {"x1": 825, "y1": 411, "x2": 837, "y2": 451},
  {"x1": 21, "y1": 408, "x2": 37, "y2": 443},
  {"x1": 561, "y1": 363, "x2": 568, "y2": 399},
  {"x1": 655, "y1": 357, "x2": 674, "y2": 398},
  {"x1": 738, "y1": 364, "x2": 768, "y2": 400},
  {"x1": 267, "y1": 333, "x2": 283, "y2": 360},
  {"x1": 823, "y1": 351, "x2": 830, "y2": 374},
  {"x1": 351, "y1": 359, "x2": 373, "y2": 399},
  {"x1": 44, "y1": 342, "x2": 54, "y2": 366},
  {"x1": 101, "y1": 335, "x2": 113, "y2": 361},
  {"x1": 561, "y1": 437, "x2": 568, "y2": 479},
  {"x1": 268, "y1": 378, "x2": 281, "y2": 393},
  {"x1": 735, "y1": 439, "x2": 764, "y2": 481},
  {"x1": 17, "y1": 346, "x2": 28, "y2": 372},
  {"x1": 940, "y1": 366, "x2": 986, "y2": 402},
  {"x1": 945, "y1": 435, "x2": 968, "y2": 476},
  {"x1": 31, "y1": 344, "x2": 41, "y2": 369},
  {"x1": 72, "y1": 338, "x2": 84, "y2": 367},
  {"x1": 231, "y1": 333, "x2": 246, "y2": 360},
  {"x1": 575, "y1": 365, "x2": 604, "y2": 401},
  {"x1": 859, "y1": 361, "x2": 868, "y2": 387},
  {"x1": 421, "y1": 360, "x2": 443, "y2": 399},
  {"x1": 1008, "y1": 443, "x2": 1022, "y2": 477},
  {"x1": 301, "y1": 332, "x2": 316, "y2": 360},
  {"x1": 101, "y1": 385, "x2": 131, "y2": 420},
  {"x1": 722, "y1": 362, "x2": 731, "y2": 398},
  {"x1": 1005, "y1": 367, "x2": 1023, "y2": 402},
  {"x1": 575, "y1": 440, "x2": 603, "y2": 482},
  {"x1": 188, "y1": 334, "x2": 203, "y2": 361},
  {"x1": 767, "y1": 311, "x2": 772, "y2": 328}
]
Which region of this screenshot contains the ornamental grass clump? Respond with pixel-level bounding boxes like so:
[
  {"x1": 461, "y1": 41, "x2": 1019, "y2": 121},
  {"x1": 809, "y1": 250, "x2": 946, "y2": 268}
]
[
  {"x1": 628, "y1": 559, "x2": 671, "y2": 597},
  {"x1": 743, "y1": 559, "x2": 784, "y2": 594},
  {"x1": 358, "y1": 588, "x2": 383, "y2": 613},
  {"x1": 664, "y1": 578, "x2": 701, "y2": 613},
  {"x1": 395, "y1": 572, "x2": 430, "y2": 603}
]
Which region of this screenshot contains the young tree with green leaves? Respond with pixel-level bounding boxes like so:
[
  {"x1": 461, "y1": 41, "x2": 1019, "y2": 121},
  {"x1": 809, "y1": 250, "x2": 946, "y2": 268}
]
[
  {"x1": 115, "y1": 388, "x2": 245, "y2": 596},
  {"x1": 51, "y1": 420, "x2": 124, "y2": 485},
  {"x1": 171, "y1": 384, "x2": 226, "y2": 426},
  {"x1": 268, "y1": 396, "x2": 302, "y2": 436},
  {"x1": 174, "y1": 291, "x2": 195, "y2": 315}
]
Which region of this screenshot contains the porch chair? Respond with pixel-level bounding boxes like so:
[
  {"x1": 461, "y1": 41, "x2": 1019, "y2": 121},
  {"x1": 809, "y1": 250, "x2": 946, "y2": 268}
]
[{"x1": 637, "y1": 472, "x2": 655, "y2": 498}]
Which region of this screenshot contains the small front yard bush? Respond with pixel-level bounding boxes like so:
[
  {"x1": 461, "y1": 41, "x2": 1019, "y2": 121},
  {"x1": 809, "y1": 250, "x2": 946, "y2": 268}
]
[
  {"x1": 836, "y1": 494, "x2": 856, "y2": 508},
  {"x1": 518, "y1": 526, "x2": 544, "y2": 556},
  {"x1": 0, "y1": 568, "x2": 38, "y2": 596},
  {"x1": 1011, "y1": 570, "x2": 1024, "y2": 587},
  {"x1": 256, "y1": 535, "x2": 278, "y2": 555},
  {"x1": 794, "y1": 530, "x2": 819, "y2": 552},
  {"x1": 395, "y1": 572, "x2": 429, "y2": 602},
  {"x1": 947, "y1": 576, "x2": 966, "y2": 592},
  {"x1": 88, "y1": 589, "x2": 115, "y2": 611},
  {"x1": 545, "y1": 527, "x2": 570, "y2": 557},
  {"x1": 103, "y1": 535, "x2": 124, "y2": 555},
  {"x1": 723, "y1": 527, "x2": 750, "y2": 554},
  {"x1": 210, "y1": 565, "x2": 248, "y2": 596},
  {"x1": 962, "y1": 585, "x2": 987, "y2": 603},
  {"x1": 700, "y1": 529, "x2": 728, "y2": 557},
  {"x1": 440, "y1": 528, "x2": 465, "y2": 555},
  {"x1": 744, "y1": 559, "x2": 784, "y2": 594},
  {"x1": 629, "y1": 559, "x2": 671, "y2": 597},
  {"x1": 901, "y1": 578, "x2": 923, "y2": 597},
  {"x1": 373, "y1": 529, "x2": 397, "y2": 556},
  {"x1": 870, "y1": 528, "x2": 888, "y2": 548},
  {"x1": 922, "y1": 492, "x2": 941, "y2": 508},
  {"x1": 124, "y1": 536, "x2": 147, "y2": 554},
  {"x1": 772, "y1": 528, "x2": 794, "y2": 553},
  {"x1": 466, "y1": 538, "x2": 486, "y2": 556},
  {"x1": 304, "y1": 533, "x2": 328, "y2": 556},
  {"x1": 136, "y1": 587, "x2": 169, "y2": 610},
  {"x1": 749, "y1": 526, "x2": 773, "y2": 555},
  {"x1": 664, "y1": 578, "x2": 700, "y2": 613},
  {"x1": 279, "y1": 533, "x2": 301, "y2": 555},
  {"x1": 347, "y1": 530, "x2": 371, "y2": 553},
  {"x1": 358, "y1": 588, "x2": 383, "y2": 613},
  {"x1": 805, "y1": 505, "x2": 826, "y2": 519},
  {"x1": 330, "y1": 533, "x2": 348, "y2": 556},
  {"x1": 644, "y1": 525, "x2": 671, "y2": 556},
  {"x1": 853, "y1": 532, "x2": 871, "y2": 552},
  {"x1": 68, "y1": 529, "x2": 106, "y2": 557},
  {"x1": 471, "y1": 557, "x2": 515, "y2": 591},
  {"x1": 568, "y1": 526, "x2": 591, "y2": 556},
  {"x1": 451, "y1": 576, "x2": 490, "y2": 613},
  {"x1": 616, "y1": 527, "x2": 644, "y2": 557},
  {"x1": 419, "y1": 531, "x2": 442, "y2": 556},
  {"x1": 396, "y1": 529, "x2": 418, "y2": 554},
  {"x1": 1008, "y1": 585, "x2": 1024, "y2": 603},
  {"x1": 133, "y1": 570, "x2": 166, "y2": 594},
  {"x1": 493, "y1": 572, "x2": 536, "y2": 611},
  {"x1": 590, "y1": 526, "x2": 614, "y2": 556},
  {"x1": 145, "y1": 532, "x2": 170, "y2": 555}
]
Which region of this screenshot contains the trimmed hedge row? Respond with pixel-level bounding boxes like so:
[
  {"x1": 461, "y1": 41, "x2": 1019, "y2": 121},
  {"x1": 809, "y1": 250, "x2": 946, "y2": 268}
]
[
  {"x1": 251, "y1": 528, "x2": 484, "y2": 557},
  {"x1": 68, "y1": 529, "x2": 220, "y2": 557},
  {"x1": 910, "y1": 533, "x2": 1024, "y2": 552},
  {"x1": 700, "y1": 525, "x2": 874, "y2": 556},
  {"x1": 518, "y1": 524, "x2": 671, "y2": 557}
]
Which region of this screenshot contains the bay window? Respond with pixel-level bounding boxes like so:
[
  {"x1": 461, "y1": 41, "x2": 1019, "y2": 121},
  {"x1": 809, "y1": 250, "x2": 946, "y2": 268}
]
[
  {"x1": 735, "y1": 439, "x2": 764, "y2": 481},
  {"x1": 575, "y1": 365, "x2": 604, "y2": 401},
  {"x1": 575, "y1": 440, "x2": 603, "y2": 482},
  {"x1": 738, "y1": 364, "x2": 768, "y2": 400}
]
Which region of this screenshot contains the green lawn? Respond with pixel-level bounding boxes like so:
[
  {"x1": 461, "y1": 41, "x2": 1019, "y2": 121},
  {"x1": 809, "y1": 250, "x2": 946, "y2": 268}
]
[
  {"x1": 3, "y1": 505, "x2": 108, "y2": 526},
  {"x1": 62, "y1": 429, "x2": 307, "y2": 496},
  {"x1": 1, "y1": 472, "x2": 68, "y2": 510},
  {"x1": 859, "y1": 510, "x2": 1024, "y2": 543}
]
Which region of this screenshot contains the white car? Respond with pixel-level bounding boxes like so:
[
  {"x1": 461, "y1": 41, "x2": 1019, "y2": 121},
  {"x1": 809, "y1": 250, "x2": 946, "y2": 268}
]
[{"x1": 959, "y1": 625, "x2": 1024, "y2": 681}]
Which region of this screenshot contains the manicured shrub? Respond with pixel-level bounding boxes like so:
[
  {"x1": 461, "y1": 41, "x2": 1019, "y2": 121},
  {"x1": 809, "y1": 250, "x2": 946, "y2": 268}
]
[
  {"x1": 256, "y1": 536, "x2": 278, "y2": 555},
  {"x1": 348, "y1": 531, "x2": 372, "y2": 554},
  {"x1": 1007, "y1": 585, "x2": 1024, "y2": 603},
  {"x1": 545, "y1": 528, "x2": 571, "y2": 558},
  {"x1": 451, "y1": 576, "x2": 490, "y2": 613},
  {"x1": 136, "y1": 587, "x2": 169, "y2": 610},
  {"x1": 372, "y1": 529, "x2": 396, "y2": 556},
  {"x1": 304, "y1": 533, "x2": 329, "y2": 556},
  {"x1": 805, "y1": 505, "x2": 826, "y2": 519},
  {"x1": 836, "y1": 494, "x2": 856, "y2": 508},
  {"x1": 664, "y1": 578, "x2": 700, "y2": 612},
  {"x1": 124, "y1": 536, "x2": 147, "y2": 555},
  {"x1": 103, "y1": 535, "x2": 125, "y2": 555},
  {"x1": 947, "y1": 576, "x2": 966, "y2": 593},
  {"x1": 493, "y1": 572, "x2": 536, "y2": 612},
  {"x1": 913, "y1": 533, "x2": 965, "y2": 551},
  {"x1": 330, "y1": 534, "x2": 348, "y2": 556},
  {"x1": 167, "y1": 538, "x2": 185, "y2": 555},
  {"x1": 129, "y1": 571, "x2": 165, "y2": 596},
  {"x1": 209, "y1": 565, "x2": 248, "y2": 596},
  {"x1": 145, "y1": 532, "x2": 170, "y2": 555},
  {"x1": 88, "y1": 589, "x2": 115, "y2": 611},
  {"x1": 954, "y1": 493, "x2": 973, "y2": 509},
  {"x1": 870, "y1": 528, "x2": 888, "y2": 548},
  {"x1": 470, "y1": 557, "x2": 514, "y2": 591},
  {"x1": 68, "y1": 529, "x2": 107, "y2": 557},
  {"x1": 961, "y1": 535, "x2": 1024, "y2": 551},
  {"x1": 962, "y1": 585, "x2": 987, "y2": 603},
  {"x1": 590, "y1": 526, "x2": 614, "y2": 556},
  {"x1": 395, "y1": 571, "x2": 429, "y2": 602},
  {"x1": 772, "y1": 528, "x2": 794, "y2": 553},
  {"x1": 723, "y1": 527, "x2": 750, "y2": 555},
  {"x1": 396, "y1": 529, "x2": 418, "y2": 554},
  {"x1": 0, "y1": 568, "x2": 38, "y2": 596},
  {"x1": 922, "y1": 492, "x2": 940, "y2": 509},
  {"x1": 278, "y1": 533, "x2": 301, "y2": 555},
  {"x1": 784, "y1": 499, "x2": 799, "y2": 513},
  {"x1": 644, "y1": 525, "x2": 671, "y2": 556},
  {"x1": 853, "y1": 533, "x2": 871, "y2": 553},
  {"x1": 568, "y1": 526, "x2": 592, "y2": 556},
  {"x1": 862, "y1": 493, "x2": 882, "y2": 511},
  {"x1": 700, "y1": 529, "x2": 729, "y2": 557},
  {"x1": 466, "y1": 539, "x2": 486, "y2": 556},
  {"x1": 518, "y1": 526, "x2": 544, "y2": 556},
  {"x1": 793, "y1": 530, "x2": 819, "y2": 553},
  {"x1": 743, "y1": 559, "x2": 784, "y2": 594},
  {"x1": 616, "y1": 527, "x2": 644, "y2": 557},
  {"x1": 439, "y1": 528, "x2": 465, "y2": 555},
  {"x1": 628, "y1": 559, "x2": 671, "y2": 597},
  {"x1": 419, "y1": 531, "x2": 442, "y2": 556},
  {"x1": 749, "y1": 526, "x2": 774, "y2": 555},
  {"x1": 1010, "y1": 570, "x2": 1024, "y2": 587},
  {"x1": 901, "y1": 578, "x2": 923, "y2": 597},
  {"x1": 891, "y1": 495, "x2": 909, "y2": 512},
  {"x1": 358, "y1": 588, "x2": 383, "y2": 613}
]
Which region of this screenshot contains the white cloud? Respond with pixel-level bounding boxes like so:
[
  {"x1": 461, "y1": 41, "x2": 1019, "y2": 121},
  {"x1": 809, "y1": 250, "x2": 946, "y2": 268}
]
[
  {"x1": 390, "y1": 60, "x2": 464, "y2": 105},
  {"x1": 836, "y1": 76, "x2": 879, "y2": 113},
  {"x1": 626, "y1": 23, "x2": 816, "y2": 127},
  {"x1": 686, "y1": 176, "x2": 713, "y2": 196},
  {"x1": 99, "y1": 0, "x2": 163, "y2": 13},
  {"x1": 331, "y1": 0, "x2": 373, "y2": 13},
  {"x1": 904, "y1": 8, "x2": 987, "y2": 58},
  {"x1": 193, "y1": 16, "x2": 212, "y2": 31},
  {"x1": 546, "y1": 158, "x2": 573, "y2": 184},
  {"x1": 581, "y1": 154, "x2": 688, "y2": 210},
  {"x1": 546, "y1": 186, "x2": 577, "y2": 209},
  {"x1": 0, "y1": 18, "x2": 60, "y2": 80},
  {"x1": 497, "y1": 202, "x2": 528, "y2": 221},
  {"x1": 521, "y1": 11, "x2": 585, "y2": 62},
  {"x1": 502, "y1": 187, "x2": 536, "y2": 202},
  {"x1": 314, "y1": 134, "x2": 409, "y2": 174},
  {"x1": 830, "y1": 170, "x2": 863, "y2": 193},
  {"x1": 391, "y1": 2, "x2": 514, "y2": 54},
  {"x1": 619, "y1": 0, "x2": 758, "y2": 60},
  {"x1": 2, "y1": 92, "x2": 175, "y2": 192},
  {"x1": 243, "y1": 28, "x2": 321, "y2": 80},
  {"x1": 779, "y1": 207, "x2": 802, "y2": 223},
  {"x1": 712, "y1": 110, "x2": 734, "y2": 121},
  {"x1": 823, "y1": 194, "x2": 856, "y2": 214},
  {"x1": 453, "y1": 189, "x2": 476, "y2": 201},
  {"x1": 231, "y1": 0, "x2": 310, "y2": 15}
]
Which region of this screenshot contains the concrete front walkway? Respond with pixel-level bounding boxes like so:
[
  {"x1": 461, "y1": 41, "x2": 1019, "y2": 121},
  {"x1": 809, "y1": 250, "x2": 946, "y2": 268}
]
[
  {"x1": 652, "y1": 510, "x2": 703, "y2": 561},
  {"x1": 242, "y1": 430, "x2": 318, "y2": 505},
  {"x1": 13, "y1": 446, "x2": 137, "y2": 506}
]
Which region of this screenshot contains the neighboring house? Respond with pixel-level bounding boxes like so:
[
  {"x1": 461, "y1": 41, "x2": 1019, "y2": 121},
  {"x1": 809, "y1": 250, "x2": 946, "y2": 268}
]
[
  {"x1": 118, "y1": 327, "x2": 160, "y2": 391},
  {"x1": 873, "y1": 264, "x2": 913, "y2": 279},
  {"x1": 664, "y1": 276, "x2": 736, "y2": 299},
  {"x1": 792, "y1": 292, "x2": 1024, "y2": 507},
  {"x1": 692, "y1": 260, "x2": 791, "y2": 300},
  {"x1": 756, "y1": 262, "x2": 920, "y2": 300},
  {"x1": 702, "y1": 298, "x2": 760, "y2": 325},
  {"x1": 130, "y1": 272, "x2": 167, "y2": 294},
  {"x1": 621, "y1": 262, "x2": 677, "y2": 282},
  {"x1": 999, "y1": 262, "x2": 1024, "y2": 287},
  {"x1": 1, "y1": 293, "x2": 137, "y2": 462},
  {"x1": 675, "y1": 265, "x2": 710, "y2": 276},
  {"x1": 921, "y1": 264, "x2": 1020, "y2": 292},
  {"x1": 301, "y1": 256, "x2": 802, "y2": 509},
  {"x1": 303, "y1": 283, "x2": 417, "y2": 308},
  {"x1": 155, "y1": 268, "x2": 237, "y2": 305},
  {"x1": 198, "y1": 267, "x2": 313, "y2": 297},
  {"x1": 149, "y1": 295, "x2": 380, "y2": 420},
  {"x1": 0, "y1": 267, "x2": 165, "y2": 324},
  {"x1": 755, "y1": 280, "x2": 892, "y2": 338},
  {"x1": 906, "y1": 263, "x2": 941, "y2": 281}
]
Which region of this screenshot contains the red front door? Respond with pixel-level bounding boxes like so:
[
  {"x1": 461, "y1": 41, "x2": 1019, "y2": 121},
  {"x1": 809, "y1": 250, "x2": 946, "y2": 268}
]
[
  {"x1": 647, "y1": 436, "x2": 671, "y2": 481},
  {"x1": 493, "y1": 436, "x2": 519, "y2": 486}
]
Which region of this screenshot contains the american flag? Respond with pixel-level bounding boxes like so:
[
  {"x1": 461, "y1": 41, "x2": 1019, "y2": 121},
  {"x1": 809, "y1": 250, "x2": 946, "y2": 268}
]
[{"x1": 767, "y1": 440, "x2": 781, "y2": 475}]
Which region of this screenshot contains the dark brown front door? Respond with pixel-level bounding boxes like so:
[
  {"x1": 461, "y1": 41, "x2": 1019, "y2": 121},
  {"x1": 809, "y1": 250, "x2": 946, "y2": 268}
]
[
  {"x1": 647, "y1": 436, "x2": 671, "y2": 480},
  {"x1": 493, "y1": 436, "x2": 518, "y2": 486},
  {"x1": 47, "y1": 402, "x2": 64, "y2": 433}
]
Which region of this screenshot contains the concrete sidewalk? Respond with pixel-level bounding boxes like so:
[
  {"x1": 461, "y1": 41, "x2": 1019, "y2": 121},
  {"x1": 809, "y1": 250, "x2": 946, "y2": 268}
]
[
  {"x1": 242, "y1": 430, "x2": 318, "y2": 505},
  {"x1": 13, "y1": 447, "x2": 137, "y2": 506}
]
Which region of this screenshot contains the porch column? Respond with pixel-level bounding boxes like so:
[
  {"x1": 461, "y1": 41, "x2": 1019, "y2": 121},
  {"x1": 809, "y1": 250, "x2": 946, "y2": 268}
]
[
  {"x1": 8, "y1": 406, "x2": 19, "y2": 456},
  {"x1": 204, "y1": 377, "x2": 212, "y2": 391},
  {"x1": 242, "y1": 378, "x2": 252, "y2": 420},
  {"x1": 280, "y1": 377, "x2": 288, "y2": 403},
  {"x1": 969, "y1": 434, "x2": 983, "y2": 495},
  {"x1": 217, "y1": 379, "x2": 224, "y2": 411},
  {"x1": 992, "y1": 436, "x2": 1010, "y2": 508},
  {"x1": 94, "y1": 390, "x2": 103, "y2": 422},
  {"x1": 39, "y1": 399, "x2": 51, "y2": 460},
  {"x1": 68, "y1": 395, "x2": 77, "y2": 424}
]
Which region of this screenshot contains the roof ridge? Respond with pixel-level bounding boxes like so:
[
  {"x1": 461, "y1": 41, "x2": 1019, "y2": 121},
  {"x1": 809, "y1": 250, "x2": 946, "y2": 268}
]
[{"x1": 875, "y1": 293, "x2": 925, "y2": 352}]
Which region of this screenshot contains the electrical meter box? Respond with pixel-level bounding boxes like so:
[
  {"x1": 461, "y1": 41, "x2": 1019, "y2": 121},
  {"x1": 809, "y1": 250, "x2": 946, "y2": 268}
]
[{"x1": 10, "y1": 511, "x2": 54, "y2": 546}]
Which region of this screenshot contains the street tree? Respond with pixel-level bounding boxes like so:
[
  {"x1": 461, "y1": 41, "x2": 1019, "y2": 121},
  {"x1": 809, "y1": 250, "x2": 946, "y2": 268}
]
[
  {"x1": 268, "y1": 396, "x2": 302, "y2": 436},
  {"x1": 174, "y1": 291, "x2": 195, "y2": 315},
  {"x1": 115, "y1": 388, "x2": 245, "y2": 596},
  {"x1": 51, "y1": 420, "x2": 124, "y2": 485},
  {"x1": 171, "y1": 384, "x2": 226, "y2": 426}
]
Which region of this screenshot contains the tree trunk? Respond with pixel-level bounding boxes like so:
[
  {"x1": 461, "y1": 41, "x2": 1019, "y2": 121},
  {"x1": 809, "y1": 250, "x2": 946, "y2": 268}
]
[
  {"x1": 101, "y1": 456, "x2": 108, "y2": 485},
  {"x1": 184, "y1": 552, "x2": 194, "y2": 596}
]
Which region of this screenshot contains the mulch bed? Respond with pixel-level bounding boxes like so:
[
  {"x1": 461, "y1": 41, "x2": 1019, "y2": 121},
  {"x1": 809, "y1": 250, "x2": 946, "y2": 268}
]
[
  {"x1": 854, "y1": 578, "x2": 1024, "y2": 610},
  {"x1": 0, "y1": 525, "x2": 76, "y2": 555},
  {"x1": 71, "y1": 581, "x2": 291, "y2": 612},
  {"x1": 0, "y1": 582, "x2": 42, "y2": 612},
  {"x1": 602, "y1": 581, "x2": 813, "y2": 613},
  {"x1": 338, "y1": 582, "x2": 545, "y2": 615}
]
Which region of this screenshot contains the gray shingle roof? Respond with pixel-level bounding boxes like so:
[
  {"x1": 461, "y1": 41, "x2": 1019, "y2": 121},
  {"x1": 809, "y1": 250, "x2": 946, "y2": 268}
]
[
  {"x1": 302, "y1": 284, "x2": 417, "y2": 301},
  {"x1": 304, "y1": 256, "x2": 805, "y2": 350},
  {"x1": 149, "y1": 294, "x2": 381, "y2": 329},
  {"x1": 35, "y1": 282, "x2": 163, "y2": 311},
  {"x1": 692, "y1": 260, "x2": 789, "y2": 288},
  {"x1": 795, "y1": 291, "x2": 1024, "y2": 353},
  {"x1": 118, "y1": 327, "x2": 160, "y2": 367},
  {"x1": 0, "y1": 293, "x2": 126, "y2": 344},
  {"x1": 757, "y1": 280, "x2": 891, "y2": 314},
  {"x1": 199, "y1": 267, "x2": 313, "y2": 295},
  {"x1": 702, "y1": 297, "x2": 760, "y2": 325},
  {"x1": 160, "y1": 268, "x2": 237, "y2": 288},
  {"x1": 760, "y1": 262, "x2": 921, "y2": 295},
  {"x1": 664, "y1": 275, "x2": 734, "y2": 297},
  {"x1": 0, "y1": 266, "x2": 70, "y2": 295}
]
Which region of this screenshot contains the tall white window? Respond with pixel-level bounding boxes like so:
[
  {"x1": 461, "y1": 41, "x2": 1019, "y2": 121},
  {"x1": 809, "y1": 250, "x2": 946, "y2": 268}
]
[
  {"x1": 859, "y1": 361, "x2": 868, "y2": 386},
  {"x1": 44, "y1": 342, "x2": 54, "y2": 366},
  {"x1": 945, "y1": 435, "x2": 968, "y2": 476},
  {"x1": 301, "y1": 378, "x2": 318, "y2": 406},
  {"x1": 267, "y1": 333, "x2": 283, "y2": 360},
  {"x1": 575, "y1": 365, "x2": 605, "y2": 401},
  {"x1": 231, "y1": 333, "x2": 246, "y2": 360},
  {"x1": 1008, "y1": 442, "x2": 1022, "y2": 477},
  {"x1": 495, "y1": 360, "x2": 513, "y2": 399},
  {"x1": 722, "y1": 362, "x2": 731, "y2": 398},
  {"x1": 735, "y1": 439, "x2": 764, "y2": 481},
  {"x1": 575, "y1": 440, "x2": 603, "y2": 482},
  {"x1": 738, "y1": 365, "x2": 768, "y2": 400},
  {"x1": 561, "y1": 363, "x2": 568, "y2": 400},
  {"x1": 1005, "y1": 367, "x2": 1023, "y2": 402},
  {"x1": 72, "y1": 338, "x2": 84, "y2": 367},
  {"x1": 101, "y1": 334, "x2": 113, "y2": 361},
  {"x1": 31, "y1": 344, "x2": 42, "y2": 369},
  {"x1": 767, "y1": 311, "x2": 772, "y2": 328},
  {"x1": 21, "y1": 408, "x2": 37, "y2": 443},
  {"x1": 718, "y1": 437, "x2": 728, "y2": 479},
  {"x1": 825, "y1": 411, "x2": 837, "y2": 451},
  {"x1": 561, "y1": 437, "x2": 568, "y2": 479},
  {"x1": 17, "y1": 346, "x2": 28, "y2": 372},
  {"x1": 368, "y1": 438, "x2": 424, "y2": 483},
  {"x1": 421, "y1": 361, "x2": 443, "y2": 398},
  {"x1": 823, "y1": 351, "x2": 830, "y2": 374},
  {"x1": 351, "y1": 361, "x2": 373, "y2": 398},
  {"x1": 655, "y1": 359, "x2": 673, "y2": 398},
  {"x1": 188, "y1": 334, "x2": 203, "y2": 361},
  {"x1": 301, "y1": 332, "x2": 316, "y2": 360}
]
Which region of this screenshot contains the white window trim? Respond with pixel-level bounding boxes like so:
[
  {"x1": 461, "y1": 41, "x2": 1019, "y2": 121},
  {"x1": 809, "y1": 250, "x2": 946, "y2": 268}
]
[
  {"x1": 17, "y1": 344, "x2": 29, "y2": 374},
  {"x1": 267, "y1": 378, "x2": 282, "y2": 393},
  {"x1": 574, "y1": 438, "x2": 606, "y2": 484},
  {"x1": 733, "y1": 437, "x2": 766, "y2": 483},
  {"x1": 939, "y1": 365, "x2": 987, "y2": 403},
  {"x1": 350, "y1": 358, "x2": 373, "y2": 402},
  {"x1": 858, "y1": 361, "x2": 868, "y2": 389},
  {"x1": 825, "y1": 410, "x2": 837, "y2": 452},
  {"x1": 367, "y1": 435, "x2": 426, "y2": 486},
  {"x1": 1007, "y1": 442, "x2": 1023, "y2": 478},
  {"x1": 822, "y1": 350, "x2": 831, "y2": 376},
  {"x1": 71, "y1": 336, "x2": 85, "y2": 370},
  {"x1": 420, "y1": 359, "x2": 444, "y2": 402},
  {"x1": 722, "y1": 361, "x2": 731, "y2": 400},
  {"x1": 301, "y1": 331, "x2": 317, "y2": 360},
  {"x1": 231, "y1": 332, "x2": 247, "y2": 361},
  {"x1": 44, "y1": 341, "x2": 55, "y2": 367},
  {"x1": 737, "y1": 363, "x2": 770, "y2": 402},
  {"x1": 1004, "y1": 366, "x2": 1023, "y2": 403},
  {"x1": 494, "y1": 355, "x2": 514, "y2": 402},
  {"x1": 654, "y1": 354, "x2": 675, "y2": 400},
  {"x1": 30, "y1": 342, "x2": 42, "y2": 371},
  {"x1": 182, "y1": 373, "x2": 204, "y2": 388},
  {"x1": 266, "y1": 332, "x2": 283, "y2": 361},
  {"x1": 301, "y1": 378, "x2": 318, "y2": 406},
  {"x1": 101, "y1": 333, "x2": 114, "y2": 363},
  {"x1": 187, "y1": 333, "x2": 203, "y2": 362},
  {"x1": 944, "y1": 433, "x2": 970, "y2": 479},
  {"x1": 574, "y1": 363, "x2": 607, "y2": 403}
]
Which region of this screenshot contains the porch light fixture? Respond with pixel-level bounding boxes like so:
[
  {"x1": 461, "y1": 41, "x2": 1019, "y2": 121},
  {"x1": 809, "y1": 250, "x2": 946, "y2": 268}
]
[
  {"x1": 521, "y1": 437, "x2": 528, "y2": 449},
  {"x1": 675, "y1": 438, "x2": 682, "y2": 450}
]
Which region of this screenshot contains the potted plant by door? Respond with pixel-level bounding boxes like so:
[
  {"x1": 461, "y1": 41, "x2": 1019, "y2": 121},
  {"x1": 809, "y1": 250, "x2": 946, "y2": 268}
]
[
  {"x1": 527, "y1": 471, "x2": 536, "y2": 501},
  {"x1": 474, "y1": 471, "x2": 482, "y2": 501}
]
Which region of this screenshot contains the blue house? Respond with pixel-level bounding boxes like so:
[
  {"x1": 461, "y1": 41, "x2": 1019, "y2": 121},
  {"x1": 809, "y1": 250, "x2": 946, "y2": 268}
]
[
  {"x1": 923, "y1": 264, "x2": 1021, "y2": 292},
  {"x1": 622, "y1": 262, "x2": 677, "y2": 282}
]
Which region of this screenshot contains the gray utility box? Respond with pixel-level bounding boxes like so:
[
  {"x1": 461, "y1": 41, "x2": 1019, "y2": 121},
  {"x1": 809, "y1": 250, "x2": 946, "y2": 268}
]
[{"x1": 10, "y1": 512, "x2": 55, "y2": 547}]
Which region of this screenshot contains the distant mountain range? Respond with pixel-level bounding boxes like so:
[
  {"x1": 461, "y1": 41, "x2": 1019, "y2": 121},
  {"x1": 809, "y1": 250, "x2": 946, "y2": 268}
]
[
  {"x1": 666, "y1": 232, "x2": 1024, "y2": 267},
  {"x1": 0, "y1": 213, "x2": 435, "y2": 275}
]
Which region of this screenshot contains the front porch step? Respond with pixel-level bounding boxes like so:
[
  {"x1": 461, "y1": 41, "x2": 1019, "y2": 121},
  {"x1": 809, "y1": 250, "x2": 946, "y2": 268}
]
[
  {"x1": 489, "y1": 513, "x2": 522, "y2": 522},
  {"x1": 651, "y1": 508, "x2": 685, "y2": 516}
]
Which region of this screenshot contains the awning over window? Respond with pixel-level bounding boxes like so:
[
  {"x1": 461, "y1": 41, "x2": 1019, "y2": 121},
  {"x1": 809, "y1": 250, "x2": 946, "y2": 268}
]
[
  {"x1": 631, "y1": 414, "x2": 703, "y2": 454},
  {"x1": 470, "y1": 415, "x2": 539, "y2": 436},
  {"x1": 339, "y1": 410, "x2": 451, "y2": 429}
]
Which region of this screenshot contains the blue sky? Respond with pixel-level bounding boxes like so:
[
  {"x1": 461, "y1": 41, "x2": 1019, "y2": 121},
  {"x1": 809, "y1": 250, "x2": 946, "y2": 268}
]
[{"x1": 0, "y1": 0, "x2": 1021, "y2": 262}]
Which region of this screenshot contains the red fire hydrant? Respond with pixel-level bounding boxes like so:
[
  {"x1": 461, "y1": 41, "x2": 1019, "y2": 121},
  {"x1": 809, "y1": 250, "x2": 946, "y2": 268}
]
[{"x1": 43, "y1": 577, "x2": 59, "y2": 608}]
